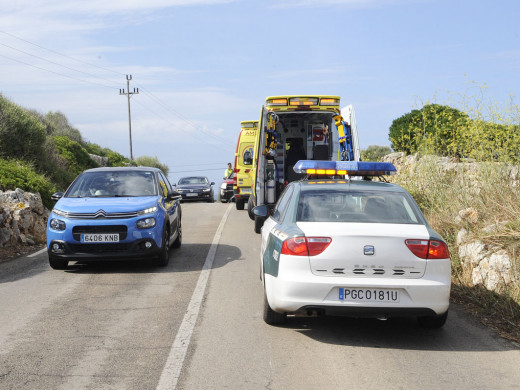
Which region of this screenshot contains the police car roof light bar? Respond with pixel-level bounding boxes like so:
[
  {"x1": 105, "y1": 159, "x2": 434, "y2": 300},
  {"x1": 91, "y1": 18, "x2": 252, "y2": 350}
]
[{"x1": 293, "y1": 160, "x2": 397, "y2": 176}]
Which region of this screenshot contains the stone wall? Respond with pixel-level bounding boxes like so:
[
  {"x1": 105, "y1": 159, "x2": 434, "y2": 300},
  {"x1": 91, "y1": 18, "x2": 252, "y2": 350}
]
[
  {"x1": 0, "y1": 188, "x2": 48, "y2": 247},
  {"x1": 383, "y1": 152, "x2": 518, "y2": 294}
]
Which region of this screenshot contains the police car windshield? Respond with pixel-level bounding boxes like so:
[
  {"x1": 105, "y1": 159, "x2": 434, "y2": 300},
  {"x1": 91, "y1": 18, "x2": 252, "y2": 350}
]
[
  {"x1": 297, "y1": 190, "x2": 422, "y2": 224},
  {"x1": 66, "y1": 171, "x2": 158, "y2": 198}
]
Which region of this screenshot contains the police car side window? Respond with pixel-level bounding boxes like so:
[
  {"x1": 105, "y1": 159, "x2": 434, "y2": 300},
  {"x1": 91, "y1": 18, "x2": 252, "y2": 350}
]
[{"x1": 272, "y1": 185, "x2": 294, "y2": 222}]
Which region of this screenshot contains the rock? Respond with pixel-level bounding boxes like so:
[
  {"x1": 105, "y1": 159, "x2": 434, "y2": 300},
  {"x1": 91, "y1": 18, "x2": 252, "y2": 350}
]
[
  {"x1": 455, "y1": 207, "x2": 479, "y2": 225},
  {"x1": 459, "y1": 240, "x2": 488, "y2": 266},
  {"x1": 456, "y1": 228, "x2": 470, "y2": 245}
]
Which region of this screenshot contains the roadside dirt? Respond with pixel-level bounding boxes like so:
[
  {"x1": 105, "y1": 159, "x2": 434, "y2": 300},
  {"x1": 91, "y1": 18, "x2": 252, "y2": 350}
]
[{"x1": 0, "y1": 243, "x2": 45, "y2": 263}]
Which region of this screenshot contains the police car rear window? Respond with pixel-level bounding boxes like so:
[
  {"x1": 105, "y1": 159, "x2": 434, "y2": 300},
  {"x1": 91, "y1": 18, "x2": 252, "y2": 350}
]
[{"x1": 296, "y1": 190, "x2": 421, "y2": 224}]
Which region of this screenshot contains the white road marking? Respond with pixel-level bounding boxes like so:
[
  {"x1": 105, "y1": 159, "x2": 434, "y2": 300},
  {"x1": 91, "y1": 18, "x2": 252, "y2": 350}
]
[
  {"x1": 156, "y1": 203, "x2": 233, "y2": 390},
  {"x1": 27, "y1": 247, "x2": 46, "y2": 257}
]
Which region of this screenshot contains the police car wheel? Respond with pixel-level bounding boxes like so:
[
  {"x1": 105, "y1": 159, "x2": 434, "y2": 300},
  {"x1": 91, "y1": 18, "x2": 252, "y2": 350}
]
[
  {"x1": 247, "y1": 196, "x2": 255, "y2": 220},
  {"x1": 263, "y1": 286, "x2": 287, "y2": 325},
  {"x1": 236, "y1": 198, "x2": 245, "y2": 210},
  {"x1": 417, "y1": 310, "x2": 448, "y2": 328}
]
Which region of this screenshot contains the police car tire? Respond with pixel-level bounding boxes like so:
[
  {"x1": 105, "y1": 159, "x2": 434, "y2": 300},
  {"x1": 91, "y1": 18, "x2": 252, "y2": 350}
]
[
  {"x1": 417, "y1": 310, "x2": 448, "y2": 328},
  {"x1": 254, "y1": 216, "x2": 263, "y2": 234},
  {"x1": 49, "y1": 256, "x2": 68, "y2": 270},
  {"x1": 263, "y1": 287, "x2": 287, "y2": 325},
  {"x1": 236, "y1": 198, "x2": 245, "y2": 210},
  {"x1": 247, "y1": 197, "x2": 255, "y2": 220}
]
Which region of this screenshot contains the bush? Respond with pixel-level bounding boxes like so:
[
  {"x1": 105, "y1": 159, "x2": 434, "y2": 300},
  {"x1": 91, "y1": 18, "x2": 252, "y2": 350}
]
[
  {"x1": 134, "y1": 156, "x2": 169, "y2": 175},
  {"x1": 0, "y1": 95, "x2": 46, "y2": 164},
  {"x1": 50, "y1": 136, "x2": 98, "y2": 178},
  {"x1": 0, "y1": 158, "x2": 56, "y2": 209},
  {"x1": 361, "y1": 145, "x2": 393, "y2": 161},
  {"x1": 85, "y1": 143, "x2": 129, "y2": 167}
]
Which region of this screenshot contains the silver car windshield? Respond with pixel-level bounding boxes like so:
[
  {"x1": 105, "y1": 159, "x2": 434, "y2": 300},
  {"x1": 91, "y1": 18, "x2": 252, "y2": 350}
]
[
  {"x1": 66, "y1": 171, "x2": 158, "y2": 198},
  {"x1": 297, "y1": 190, "x2": 422, "y2": 224}
]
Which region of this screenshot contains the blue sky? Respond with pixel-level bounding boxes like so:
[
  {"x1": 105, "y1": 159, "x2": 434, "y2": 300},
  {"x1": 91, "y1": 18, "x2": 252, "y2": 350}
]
[{"x1": 0, "y1": 0, "x2": 519, "y2": 186}]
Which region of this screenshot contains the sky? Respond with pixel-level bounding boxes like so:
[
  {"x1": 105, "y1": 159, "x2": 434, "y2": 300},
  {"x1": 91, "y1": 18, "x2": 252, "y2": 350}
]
[{"x1": 0, "y1": 0, "x2": 519, "y2": 187}]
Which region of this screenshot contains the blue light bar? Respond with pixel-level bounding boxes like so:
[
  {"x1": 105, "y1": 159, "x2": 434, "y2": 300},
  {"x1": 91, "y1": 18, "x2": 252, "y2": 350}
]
[{"x1": 293, "y1": 160, "x2": 396, "y2": 176}]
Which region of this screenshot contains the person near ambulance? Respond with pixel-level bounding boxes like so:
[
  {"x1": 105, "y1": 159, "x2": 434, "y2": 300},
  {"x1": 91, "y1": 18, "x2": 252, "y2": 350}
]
[{"x1": 224, "y1": 163, "x2": 233, "y2": 179}]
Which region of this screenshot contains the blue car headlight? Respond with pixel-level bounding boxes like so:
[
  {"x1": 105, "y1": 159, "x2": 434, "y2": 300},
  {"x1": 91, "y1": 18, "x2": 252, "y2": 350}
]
[
  {"x1": 137, "y1": 217, "x2": 156, "y2": 229},
  {"x1": 50, "y1": 218, "x2": 66, "y2": 231},
  {"x1": 137, "y1": 206, "x2": 158, "y2": 216},
  {"x1": 202, "y1": 188, "x2": 211, "y2": 192}
]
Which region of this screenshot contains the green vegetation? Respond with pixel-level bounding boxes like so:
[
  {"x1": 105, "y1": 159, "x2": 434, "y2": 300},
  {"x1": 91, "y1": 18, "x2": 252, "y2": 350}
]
[
  {"x1": 388, "y1": 89, "x2": 520, "y2": 340},
  {"x1": 0, "y1": 158, "x2": 56, "y2": 209},
  {"x1": 134, "y1": 156, "x2": 169, "y2": 176},
  {"x1": 361, "y1": 145, "x2": 393, "y2": 161},
  {"x1": 0, "y1": 94, "x2": 168, "y2": 206},
  {"x1": 390, "y1": 101, "x2": 520, "y2": 163}
]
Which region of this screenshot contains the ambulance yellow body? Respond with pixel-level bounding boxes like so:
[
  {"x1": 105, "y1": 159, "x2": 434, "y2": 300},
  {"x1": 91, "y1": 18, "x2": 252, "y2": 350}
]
[{"x1": 233, "y1": 120, "x2": 258, "y2": 211}]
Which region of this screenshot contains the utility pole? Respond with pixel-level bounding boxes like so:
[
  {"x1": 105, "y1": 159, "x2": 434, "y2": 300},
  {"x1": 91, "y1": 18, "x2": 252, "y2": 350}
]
[{"x1": 119, "y1": 75, "x2": 139, "y2": 161}]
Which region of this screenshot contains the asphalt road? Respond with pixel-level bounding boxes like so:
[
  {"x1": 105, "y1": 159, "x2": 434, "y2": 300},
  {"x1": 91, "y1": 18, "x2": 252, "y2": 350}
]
[{"x1": 0, "y1": 202, "x2": 519, "y2": 390}]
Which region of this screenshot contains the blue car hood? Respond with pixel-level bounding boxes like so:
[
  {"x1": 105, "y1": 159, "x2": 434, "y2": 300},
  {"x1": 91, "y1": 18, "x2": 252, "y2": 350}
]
[{"x1": 53, "y1": 196, "x2": 159, "y2": 214}]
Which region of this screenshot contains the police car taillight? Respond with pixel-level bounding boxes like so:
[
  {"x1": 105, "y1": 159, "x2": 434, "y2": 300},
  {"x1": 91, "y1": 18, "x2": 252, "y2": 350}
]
[
  {"x1": 293, "y1": 160, "x2": 396, "y2": 177},
  {"x1": 405, "y1": 239, "x2": 450, "y2": 259},
  {"x1": 281, "y1": 237, "x2": 332, "y2": 256}
]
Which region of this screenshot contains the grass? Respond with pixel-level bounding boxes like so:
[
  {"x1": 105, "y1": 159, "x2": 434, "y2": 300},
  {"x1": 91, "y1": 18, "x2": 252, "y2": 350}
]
[{"x1": 388, "y1": 154, "x2": 520, "y2": 342}]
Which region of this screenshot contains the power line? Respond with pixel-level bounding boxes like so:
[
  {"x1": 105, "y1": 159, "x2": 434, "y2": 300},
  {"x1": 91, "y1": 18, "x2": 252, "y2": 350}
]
[
  {"x1": 0, "y1": 30, "x2": 124, "y2": 77},
  {"x1": 0, "y1": 41, "x2": 121, "y2": 87},
  {"x1": 0, "y1": 52, "x2": 118, "y2": 89}
]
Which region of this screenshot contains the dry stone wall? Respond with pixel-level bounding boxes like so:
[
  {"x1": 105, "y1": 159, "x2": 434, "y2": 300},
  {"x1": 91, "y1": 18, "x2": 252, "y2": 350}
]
[
  {"x1": 0, "y1": 188, "x2": 48, "y2": 247},
  {"x1": 383, "y1": 152, "x2": 518, "y2": 294}
]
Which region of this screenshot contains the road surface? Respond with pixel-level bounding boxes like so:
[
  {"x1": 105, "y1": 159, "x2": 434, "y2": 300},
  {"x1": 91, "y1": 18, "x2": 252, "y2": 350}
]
[{"x1": 0, "y1": 202, "x2": 519, "y2": 390}]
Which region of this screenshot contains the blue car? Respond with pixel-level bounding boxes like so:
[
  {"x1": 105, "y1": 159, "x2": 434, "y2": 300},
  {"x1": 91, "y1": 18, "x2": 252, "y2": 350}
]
[{"x1": 47, "y1": 166, "x2": 182, "y2": 269}]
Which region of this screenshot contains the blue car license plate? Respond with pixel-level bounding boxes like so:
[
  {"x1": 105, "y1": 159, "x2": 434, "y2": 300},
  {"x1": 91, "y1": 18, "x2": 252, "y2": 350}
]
[{"x1": 81, "y1": 233, "x2": 120, "y2": 243}]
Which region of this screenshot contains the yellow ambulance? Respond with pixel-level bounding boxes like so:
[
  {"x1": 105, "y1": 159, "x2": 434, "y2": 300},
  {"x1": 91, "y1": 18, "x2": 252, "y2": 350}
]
[
  {"x1": 251, "y1": 95, "x2": 360, "y2": 232},
  {"x1": 233, "y1": 120, "x2": 258, "y2": 211}
]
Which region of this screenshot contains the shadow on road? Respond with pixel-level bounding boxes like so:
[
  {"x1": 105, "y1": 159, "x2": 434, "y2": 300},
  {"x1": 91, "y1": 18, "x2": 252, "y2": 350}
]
[
  {"x1": 62, "y1": 243, "x2": 242, "y2": 274},
  {"x1": 274, "y1": 307, "x2": 518, "y2": 352}
]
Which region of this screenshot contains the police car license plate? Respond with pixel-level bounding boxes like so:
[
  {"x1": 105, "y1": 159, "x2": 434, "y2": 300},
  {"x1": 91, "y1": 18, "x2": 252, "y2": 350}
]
[
  {"x1": 81, "y1": 234, "x2": 119, "y2": 243},
  {"x1": 339, "y1": 288, "x2": 400, "y2": 303},
  {"x1": 241, "y1": 188, "x2": 252, "y2": 194}
]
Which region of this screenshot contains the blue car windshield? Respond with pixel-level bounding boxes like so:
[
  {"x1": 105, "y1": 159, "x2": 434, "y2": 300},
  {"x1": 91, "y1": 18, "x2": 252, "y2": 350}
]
[{"x1": 66, "y1": 171, "x2": 158, "y2": 198}]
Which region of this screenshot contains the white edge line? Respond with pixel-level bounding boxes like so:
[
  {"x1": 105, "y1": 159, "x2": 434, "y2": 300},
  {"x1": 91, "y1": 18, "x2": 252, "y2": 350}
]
[
  {"x1": 156, "y1": 203, "x2": 233, "y2": 390},
  {"x1": 27, "y1": 247, "x2": 47, "y2": 257}
]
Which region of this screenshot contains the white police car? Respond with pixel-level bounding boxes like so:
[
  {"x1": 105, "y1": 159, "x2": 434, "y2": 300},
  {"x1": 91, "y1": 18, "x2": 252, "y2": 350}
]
[{"x1": 254, "y1": 161, "x2": 451, "y2": 328}]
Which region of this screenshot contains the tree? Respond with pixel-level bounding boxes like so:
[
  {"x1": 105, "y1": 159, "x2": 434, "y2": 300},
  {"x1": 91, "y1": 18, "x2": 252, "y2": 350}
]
[
  {"x1": 0, "y1": 95, "x2": 46, "y2": 164},
  {"x1": 135, "y1": 156, "x2": 169, "y2": 176},
  {"x1": 361, "y1": 145, "x2": 393, "y2": 161},
  {"x1": 389, "y1": 104, "x2": 469, "y2": 157}
]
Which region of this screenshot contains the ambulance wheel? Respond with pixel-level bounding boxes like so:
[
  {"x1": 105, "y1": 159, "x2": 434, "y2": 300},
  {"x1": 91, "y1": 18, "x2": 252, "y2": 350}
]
[
  {"x1": 247, "y1": 197, "x2": 255, "y2": 220},
  {"x1": 236, "y1": 198, "x2": 245, "y2": 210}
]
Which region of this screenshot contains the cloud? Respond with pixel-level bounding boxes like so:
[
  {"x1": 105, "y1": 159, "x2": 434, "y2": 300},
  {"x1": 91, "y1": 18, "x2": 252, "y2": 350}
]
[{"x1": 271, "y1": 0, "x2": 431, "y2": 8}]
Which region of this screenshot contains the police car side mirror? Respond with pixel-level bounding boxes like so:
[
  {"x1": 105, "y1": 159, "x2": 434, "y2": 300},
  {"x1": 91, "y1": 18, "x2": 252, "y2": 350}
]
[{"x1": 253, "y1": 205, "x2": 269, "y2": 218}]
